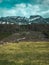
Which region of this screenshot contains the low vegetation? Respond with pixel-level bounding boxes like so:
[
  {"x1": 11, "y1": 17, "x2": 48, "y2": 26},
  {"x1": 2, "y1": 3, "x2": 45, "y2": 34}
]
[
  {"x1": 43, "y1": 31, "x2": 49, "y2": 38},
  {"x1": 0, "y1": 42, "x2": 49, "y2": 65},
  {"x1": 0, "y1": 32, "x2": 12, "y2": 40}
]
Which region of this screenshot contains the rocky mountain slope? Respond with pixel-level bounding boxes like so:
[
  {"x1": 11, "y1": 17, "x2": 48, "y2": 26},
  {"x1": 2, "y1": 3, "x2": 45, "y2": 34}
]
[{"x1": 0, "y1": 15, "x2": 49, "y2": 25}]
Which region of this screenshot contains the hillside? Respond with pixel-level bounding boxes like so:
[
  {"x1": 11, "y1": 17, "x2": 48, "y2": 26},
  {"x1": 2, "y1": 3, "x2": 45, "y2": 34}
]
[
  {"x1": 0, "y1": 31, "x2": 49, "y2": 43},
  {"x1": 0, "y1": 15, "x2": 49, "y2": 65},
  {"x1": 0, "y1": 24, "x2": 49, "y2": 42},
  {"x1": 0, "y1": 15, "x2": 49, "y2": 42}
]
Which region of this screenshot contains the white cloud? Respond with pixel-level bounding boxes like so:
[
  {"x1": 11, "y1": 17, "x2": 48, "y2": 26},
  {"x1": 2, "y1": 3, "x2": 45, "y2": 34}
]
[
  {"x1": 39, "y1": 0, "x2": 49, "y2": 8},
  {"x1": 0, "y1": 3, "x2": 41, "y2": 17},
  {"x1": 0, "y1": 3, "x2": 49, "y2": 18},
  {"x1": 42, "y1": 0, "x2": 49, "y2": 5},
  {"x1": 0, "y1": 0, "x2": 3, "y2": 3},
  {"x1": 41, "y1": 10, "x2": 49, "y2": 14},
  {"x1": 39, "y1": 10, "x2": 49, "y2": 17}
]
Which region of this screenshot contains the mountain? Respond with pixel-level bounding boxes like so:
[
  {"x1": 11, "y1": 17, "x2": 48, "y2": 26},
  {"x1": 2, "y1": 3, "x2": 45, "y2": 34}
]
[
  {"x1": 0, "y1": 15, "x2": 49, "y2": 25},
  {"x1": 29, "y1": 15, "x2": 47, "y2": 24},
  {"x1": 45, "y1": 18, "x2": 49, "y2": 23},
  {"x1": 0, "y1": 15, "x2": 49, "y2": 41},
  {"x1": 0, "y1": 16, "x2": 29, "y2": 25}
]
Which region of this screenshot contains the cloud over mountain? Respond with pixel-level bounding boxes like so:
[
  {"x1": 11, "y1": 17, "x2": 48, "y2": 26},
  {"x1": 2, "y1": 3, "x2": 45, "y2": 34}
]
[{"x1": 0, "y1": 0, "x2": 49, "y2": 18}]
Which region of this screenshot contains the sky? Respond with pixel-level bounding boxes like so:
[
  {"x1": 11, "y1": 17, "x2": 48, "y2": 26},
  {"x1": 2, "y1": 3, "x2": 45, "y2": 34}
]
[{"x1": 0, "y1": 0, "x2": 49, "y2": 18}]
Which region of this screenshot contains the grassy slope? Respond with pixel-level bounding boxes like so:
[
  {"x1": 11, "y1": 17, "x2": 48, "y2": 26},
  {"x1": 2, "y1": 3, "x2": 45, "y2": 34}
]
[{"x1": 0, "y1": 42, "x2": 49, "y2": 65}]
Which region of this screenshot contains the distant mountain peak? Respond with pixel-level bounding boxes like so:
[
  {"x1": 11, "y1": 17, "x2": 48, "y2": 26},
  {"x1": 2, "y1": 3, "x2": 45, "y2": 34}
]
[
  {"x1": 30, "y1": 15, "x2": 42, "y2": 19},
  {"x1": 0, "y1": 15, "x2": 49, "y2": 25}
]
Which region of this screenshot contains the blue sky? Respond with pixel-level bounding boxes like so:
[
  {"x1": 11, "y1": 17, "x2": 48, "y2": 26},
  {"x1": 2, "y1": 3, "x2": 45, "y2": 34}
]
[{"x1": 0, "y1": 0, "x2": 49, "y2": 18}]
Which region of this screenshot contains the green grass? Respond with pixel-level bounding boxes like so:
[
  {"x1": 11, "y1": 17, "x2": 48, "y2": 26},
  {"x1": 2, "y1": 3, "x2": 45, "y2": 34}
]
[{"x1": 0, "y1": 42, "x2": 49, "y2": 65}]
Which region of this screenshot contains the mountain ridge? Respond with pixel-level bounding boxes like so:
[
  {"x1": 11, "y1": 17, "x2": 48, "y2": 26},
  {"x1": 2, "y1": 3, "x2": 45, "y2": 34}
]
[{"x1": 0, "y1": 15, "x2": 49, "y2": 25}]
